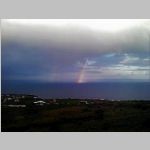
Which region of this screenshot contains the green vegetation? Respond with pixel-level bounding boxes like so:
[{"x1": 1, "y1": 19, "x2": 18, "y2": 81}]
[{"x1": 2, "y1": 100, "x2": 150, "y2": 132}]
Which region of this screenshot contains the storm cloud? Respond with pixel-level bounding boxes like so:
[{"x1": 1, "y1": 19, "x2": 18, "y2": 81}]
[{"x1": 1, "y1": 19, "x2": 150, "y2": 83}]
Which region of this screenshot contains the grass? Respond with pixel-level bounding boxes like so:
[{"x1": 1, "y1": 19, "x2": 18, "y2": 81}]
[{"x1": 2, "y1": 100, "x2": 150, "y2": 132}]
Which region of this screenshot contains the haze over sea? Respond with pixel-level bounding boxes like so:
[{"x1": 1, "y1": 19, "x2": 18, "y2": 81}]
[{"x1": 2, "y1": 80, "x2": 150, "y2": 100}]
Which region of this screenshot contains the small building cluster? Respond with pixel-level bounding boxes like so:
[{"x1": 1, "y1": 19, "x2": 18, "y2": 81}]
[
  {"x1": 1, "y1": 94, "x2": 44, "y2": 107},
  {"x1": 1, "y1": 93, "x2": 114, "y2": 108},
  {"x1": 1, "y1": 94, "x2": 61, "y2": 107},
  {"x1": 2, "y1": 94, "x2": 38, "y2": 102}
]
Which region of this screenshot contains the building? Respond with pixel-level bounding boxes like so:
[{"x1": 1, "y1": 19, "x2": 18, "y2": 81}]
[
  {"x1": 80, "y1": 100, "x2": 89, "y2": 105},
  {"x1": 33, "y1": 100, "x2": 46, "y2": 106}
]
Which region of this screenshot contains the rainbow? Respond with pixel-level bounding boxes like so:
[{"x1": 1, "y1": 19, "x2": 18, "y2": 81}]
[{"x1": 77, "y1": 59, "x2": 88, "y2": 83}]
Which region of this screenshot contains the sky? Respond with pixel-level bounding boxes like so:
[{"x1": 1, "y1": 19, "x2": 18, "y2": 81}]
[{"x1": 1, "y1": 19, "x2": 150, "y2": 98}]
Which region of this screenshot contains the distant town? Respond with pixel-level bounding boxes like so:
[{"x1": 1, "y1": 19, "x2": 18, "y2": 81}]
[{"x1": 2, "y1": 93, "x2": 144, "y2": 108}]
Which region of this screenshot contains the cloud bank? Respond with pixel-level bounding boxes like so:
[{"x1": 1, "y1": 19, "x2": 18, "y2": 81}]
[{"x1": 2, "y1": 19, "x2": 150, "y2": 83}]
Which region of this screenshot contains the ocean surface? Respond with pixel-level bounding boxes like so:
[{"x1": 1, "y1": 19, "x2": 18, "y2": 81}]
[{"x1": 2, "y1": 80, "x2": 150, "y2": 100}]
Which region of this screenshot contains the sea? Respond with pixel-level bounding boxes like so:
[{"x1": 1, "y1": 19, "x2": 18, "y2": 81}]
[{"x1": 2, "y1": 80, "x2": 150, "y2": 100}]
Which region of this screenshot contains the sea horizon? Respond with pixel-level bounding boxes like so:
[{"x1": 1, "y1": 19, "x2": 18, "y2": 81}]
[{"x1": 2, "y1": 81, "x2": 150, "y2": 100}]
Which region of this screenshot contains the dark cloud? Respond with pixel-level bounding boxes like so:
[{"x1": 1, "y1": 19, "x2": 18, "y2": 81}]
[{"x1": 1, "y1": 19, "x2": 150, "y2": 83}]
